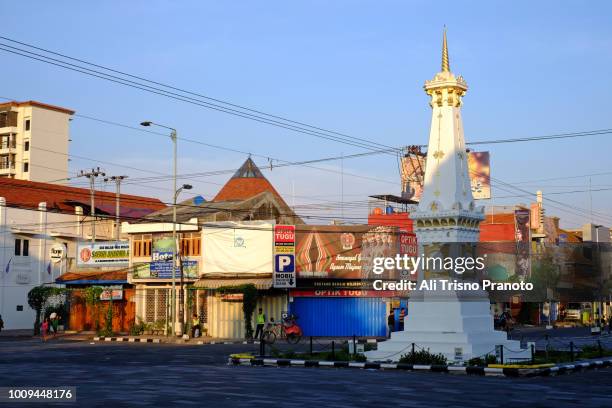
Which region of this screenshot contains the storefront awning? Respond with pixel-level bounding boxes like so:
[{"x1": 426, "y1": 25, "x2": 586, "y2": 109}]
[{"x1": 194, "y1": 276, "x2": 273, "y2": 290}]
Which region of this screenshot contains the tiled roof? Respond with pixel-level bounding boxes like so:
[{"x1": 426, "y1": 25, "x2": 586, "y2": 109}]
[
  {"x1": 56, "y1": 269, "x2": 128, "y2": 283},
  {"x1": 213, "y1": 158, "x2": 287, "y2": 205},
  {"x1": 0, "y1": 178, "x2": 165, "y2": 217}
]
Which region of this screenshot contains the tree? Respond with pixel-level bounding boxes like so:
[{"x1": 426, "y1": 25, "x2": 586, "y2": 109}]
[
  {"x1": 84, "y1": 286, "x2": 104, "y2": 331},
  {"x1": 27, "y1": 286, "x2": 65, "y2": 335}
]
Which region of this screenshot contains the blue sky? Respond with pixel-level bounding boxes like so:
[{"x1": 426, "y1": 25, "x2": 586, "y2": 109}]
[{"x1": 2, "y1": 1, "x2": 612, "y2": 228}]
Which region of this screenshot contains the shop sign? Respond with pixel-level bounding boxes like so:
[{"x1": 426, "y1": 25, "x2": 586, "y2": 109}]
[
  {"x1": 220, "y1": 293, "x2": 244, "y2": 302},
  {"x1": 50, "y1": 244, "x2": 65, "y2": 263},
  {"x1": 274, "y1": 225, "x2": 296, "y2": 288},
  {"x1": 100, "y1": 286, "x2": 123, "y2": 301},
  {"x1": 290, "y1": 289, "x2": 401, "y2": 297},
  {"x1": 77, "y1": 241, "x2": 129, "y2": 267}
]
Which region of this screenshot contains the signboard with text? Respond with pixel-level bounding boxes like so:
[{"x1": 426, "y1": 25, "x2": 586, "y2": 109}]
[
  {"x1": 77, "y1": 241, "x2": 129, "y2": 267},
  {"x1": 273, "y1": 225, "x2": 296, "y2": 288}
]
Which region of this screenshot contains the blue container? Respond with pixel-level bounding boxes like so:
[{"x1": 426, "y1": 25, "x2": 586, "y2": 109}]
[
  {"x1": 385, "y1": 206, "x2": 394, "y2": 214},
  {"x1": 290, "y1": 297, "x2": 386, "y2": 337}
]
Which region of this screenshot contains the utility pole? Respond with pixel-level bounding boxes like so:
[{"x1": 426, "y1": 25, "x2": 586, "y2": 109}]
[
  {"x1": 105, "y1": 175, "x2": 128, "y2": 240},
  {"x1": 78, "y1": 168, "x2": 105, "y2": 243}
]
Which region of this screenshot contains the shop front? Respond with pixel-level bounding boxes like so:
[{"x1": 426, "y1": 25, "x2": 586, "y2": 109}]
[{"x1": 291, "y1": 225, "x2": 411, "y2": 338}]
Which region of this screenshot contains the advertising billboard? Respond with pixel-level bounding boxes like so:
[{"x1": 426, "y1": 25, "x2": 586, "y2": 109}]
[
  {"x1": 77, "y1": 241, "x2": 129, "y2": 267},
  {"x1": 401, "y1": 151, "x2": 491, "y2": 200},
  {"x1": 295, "y1": 225, "x2": 400, "y2": 280},
  {"x1": 514, "y1": 209, "x2": 531, "y2": 278},
  {"x1": 201, "y1": 221, "x2": 273, "y2": 274}
]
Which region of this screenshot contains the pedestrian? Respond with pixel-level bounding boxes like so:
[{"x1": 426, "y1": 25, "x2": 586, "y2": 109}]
[
  {"x1": 0, "y1": 314, "x2": 4, "y2": 333},
  {"x1": 399, "y1": 308, "x2": 406, "y2": 331},
  {"x1": 41, "y1": 317, "x2": 50, "y2": 343},
  {"x1": 191, "y1": 314, "x2": 201, "y2": 338},
  {"x1": 387, "y1": 310, "x2": 395, "y2": 338},
  {"x1": 50, "y1": 312, "x2": 59, "y2": 336},
  {"x1": 254, "y1": 308, "x2": 266, "y2": 340}
]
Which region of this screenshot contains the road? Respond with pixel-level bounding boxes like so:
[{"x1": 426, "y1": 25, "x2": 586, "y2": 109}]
[{"x1": 0, "y1": 337, "x2": 611, "y2": 407}]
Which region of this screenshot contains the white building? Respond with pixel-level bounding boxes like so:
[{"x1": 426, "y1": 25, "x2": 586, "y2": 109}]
[
  {"x1": 0, "y1": 100, "x2": 74, "y2": 184},
  {"x1": 0, "y1": 178, "x2": 165, "y2": 331}
]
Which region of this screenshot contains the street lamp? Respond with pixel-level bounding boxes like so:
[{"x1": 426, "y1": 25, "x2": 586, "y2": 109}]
[
  {"x1": 141, "y1": 120, "x2": 180, "y2": 336},
  {"x1": 175, "y1": 183, "x2": 192, "y2": 332}
]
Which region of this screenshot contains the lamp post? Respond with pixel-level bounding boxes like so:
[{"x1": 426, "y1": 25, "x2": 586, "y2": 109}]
[
  {"x1": 140, "y1": 121, "x2": 181, "y2": 335},
  {"x1": 175, "y1": 183, "x2": 192, "y2": 333}
]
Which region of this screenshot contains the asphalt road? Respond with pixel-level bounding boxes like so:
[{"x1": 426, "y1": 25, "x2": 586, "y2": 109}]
[{"x1": 1, "y1": 338, "x2": 611, "y2": 407}]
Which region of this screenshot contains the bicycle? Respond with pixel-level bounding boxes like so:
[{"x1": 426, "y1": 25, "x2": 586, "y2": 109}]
[{"x1": 261, "y1": 314, "x2": 302, "y2": 345}]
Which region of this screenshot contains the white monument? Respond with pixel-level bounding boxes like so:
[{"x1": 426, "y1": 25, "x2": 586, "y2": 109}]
[{"x1": 366, "y1": 30, "x2": 530, "y2": 363}]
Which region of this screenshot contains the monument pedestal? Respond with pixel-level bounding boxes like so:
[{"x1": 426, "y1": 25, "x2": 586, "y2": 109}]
[{"x1": 366, "y1": 290, "x2": 530, "y2": 363}]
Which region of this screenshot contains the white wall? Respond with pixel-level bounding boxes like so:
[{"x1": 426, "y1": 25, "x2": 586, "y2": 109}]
[
  {"x1": 0, "y1": 199, "x2": 79, "y2": 330},
  {"x1": 201, "y1": 221, "x2": 273, "y2": 275}
]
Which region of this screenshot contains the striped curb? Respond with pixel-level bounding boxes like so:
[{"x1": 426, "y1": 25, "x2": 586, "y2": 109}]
[
  {"x1": 93, "y1": 336, "x2": 161, "y2": 343},
  {"x1": 204, "y1": 340, "x2": 260, "y2": 345},
  {"x1": 228, "y1": 356, "x2": 612, "y2": 377}
]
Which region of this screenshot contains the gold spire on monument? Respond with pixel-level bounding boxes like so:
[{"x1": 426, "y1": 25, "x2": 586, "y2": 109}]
[
  {"x1": 441, "y1": 27, "x2": 450, "y2": 72},
  {"x1": 424, "y1": 28, "x2": 467, "y2": 108}
]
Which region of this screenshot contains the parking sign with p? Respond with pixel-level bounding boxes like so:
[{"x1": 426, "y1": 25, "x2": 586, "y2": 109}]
[{"x1": 275, "y1": 254, "x2": 295, "y2": 272}]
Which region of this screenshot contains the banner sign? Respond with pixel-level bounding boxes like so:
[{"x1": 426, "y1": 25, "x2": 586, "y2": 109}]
[
  {"x1": 291, "y1": 289, "x2": 403, "y2": 297},
  {"x1": 401, "y1": 151, "x2": 491, "y2": 201},
  {"x1": 77, "y1": 241, "x2": 129, "y2": 267},
  {"x1": 295, "y1": 225, "x2": 401, "y2": 280},
  {"x1": 273, "y1": 225, "x2": 296, "y2": 288},
  {"x1": 514, "y1": 209, "x2": 531, "y2": 278},
  {"x1": 100, "y1": 286, "x2": 123, "y2": 301}
]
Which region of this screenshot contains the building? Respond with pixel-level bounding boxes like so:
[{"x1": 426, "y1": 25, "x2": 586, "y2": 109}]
[
  {"x1": 0, "y1": 100, "x2": 74, "y2": 183},
  {"x1": 0, "y1": 177, "x2": 165, "y2": 330},
  {"x1": 123, "y1": 157, "x2": 302, "y2": 338}
]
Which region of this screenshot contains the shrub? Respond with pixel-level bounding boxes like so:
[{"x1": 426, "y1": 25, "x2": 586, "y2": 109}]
[
  {"x1": 399, "y1": 348, "x2": 448, "y2": 365},
  {"x1": 468, "y1": 354, "x2": 497, "y2": 366}
]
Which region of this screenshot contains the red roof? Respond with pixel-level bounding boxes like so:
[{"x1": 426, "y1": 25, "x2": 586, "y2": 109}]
[
  {"x1": 56, "y1": 269, "x2": 127, "y2": 283},
  {"x1": 213, "y1": 158, "x2": 287, "y2": 205},
  {"x1": 0, "y1": 178, "x2": 165, "y2": 217}
]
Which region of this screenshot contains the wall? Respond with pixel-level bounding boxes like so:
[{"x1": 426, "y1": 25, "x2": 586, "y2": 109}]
[
  {"x1": 68, "y1": 287, "x2": 135, "y2": 332},
  {"x1": 26, "y1": 106, "x2": 71, "y2": 183},
  {"x1": 206, "y1": 292, "x2": 286, "y2": 339}
]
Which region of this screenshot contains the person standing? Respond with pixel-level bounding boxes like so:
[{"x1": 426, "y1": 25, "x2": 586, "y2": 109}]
[
  {"x1": 0, "y1": 314, "x2": 4, "y2": 333},
  {"x1": 41, "y1": 318, "x2": 50, "y2": 343},
  {"x1": 191, "y1": 314, "x2": 201, "y2": 338},
  {"x1": 254, "y1": 308, "x2": 266, "y2": 340},
  {"x1": 399, "y1": 308, "x2": 406, "y2": 331},
  {"x1": 387, "y1": 310, "x2": 395, "y2": 338},
  {"x1": 50, "y1": 312, "x2": 59, "y2": 336}
]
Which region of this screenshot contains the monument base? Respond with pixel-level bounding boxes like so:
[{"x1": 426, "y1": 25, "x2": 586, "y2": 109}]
[{"x1": 366, "y1": 295, "x2": 530, "y2": 363}]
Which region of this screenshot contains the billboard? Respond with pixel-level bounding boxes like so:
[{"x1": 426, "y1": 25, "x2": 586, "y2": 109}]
[
  {"x1": 295, "y1": 225, "x2": 401, "y2": 280},
  {"x1": 514, "y1": 209, "x2": 531, "y2": 278},
  {"x1": 201, "y1": 221, "x2": 273, "y2": 274},
  {"x1": 401, "y1": 151, "x2": 491, "y2": 200},
  {"x1": 77, "y1": 241, "x2": 129, "y2": 267}
]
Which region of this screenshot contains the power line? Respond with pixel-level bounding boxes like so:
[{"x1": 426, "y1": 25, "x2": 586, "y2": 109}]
[{"x1": 0, "y1": 40, "x2": 399, "y2": 154}]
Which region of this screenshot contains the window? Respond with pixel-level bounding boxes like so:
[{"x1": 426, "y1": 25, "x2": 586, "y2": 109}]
[
  {"x1": 23, "y1": 162, "x2": 29, "y2": 172},
  {"x1": 132, "y1": 234, "x2": 152, "y2": 257},
  {"x1": 180, "y1": 232, "x2": 201, "y2": 256},
  {"x1": 14, "y1": 239, "x2": 29, "y2": 256},
  {"x1": 24, "y1": 141, "x2": 29, "y2": 152},
  {"x1": 25, "y1": 119, "x2": 30, "y2": 131}
]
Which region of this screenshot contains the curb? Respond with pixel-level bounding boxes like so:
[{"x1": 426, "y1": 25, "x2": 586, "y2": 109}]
[
  {"x1": 93, "y1": 336, "x2": 161, "y2": 343},
  {"x1": 198, "y1": 340, "x2": 260, "y2": 345},
  {"x1": 228, "y1": 357, "x2": 612, "y2": 377}
]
